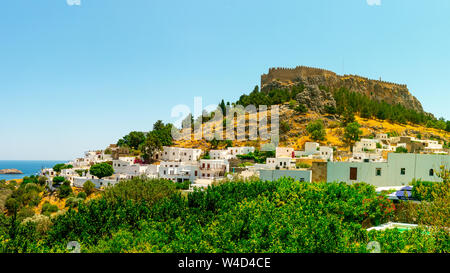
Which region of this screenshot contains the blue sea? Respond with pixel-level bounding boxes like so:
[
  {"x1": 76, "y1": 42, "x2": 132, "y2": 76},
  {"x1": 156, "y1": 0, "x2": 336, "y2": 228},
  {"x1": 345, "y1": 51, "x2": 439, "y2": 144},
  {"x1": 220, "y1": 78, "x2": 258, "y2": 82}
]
[{"x1": 0, "y1": 160, "x2": 67, "y2": 181}]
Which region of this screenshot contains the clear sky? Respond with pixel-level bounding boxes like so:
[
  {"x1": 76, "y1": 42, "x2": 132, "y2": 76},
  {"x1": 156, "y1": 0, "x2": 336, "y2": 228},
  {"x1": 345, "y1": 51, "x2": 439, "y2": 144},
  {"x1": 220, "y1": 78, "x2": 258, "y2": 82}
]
[{"x1": 0, "y1": 0, "x2": 449, "y2": 160}]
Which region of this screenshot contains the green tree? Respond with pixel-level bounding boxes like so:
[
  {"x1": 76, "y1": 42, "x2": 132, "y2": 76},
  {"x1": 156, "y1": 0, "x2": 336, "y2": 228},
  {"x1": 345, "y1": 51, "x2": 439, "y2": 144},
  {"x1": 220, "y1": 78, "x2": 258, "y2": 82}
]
[
  {"x1": 117, "y1": 131, "x2": 146, "y2": 150},
  {"x1": 343, "y1": 122, "x2": 363, "y2": 151},
  {"x1": 58, "y1": 180, "x2": 73, "y2": 199},
  {"x1": 75, "y1": 169, "x2": 86, "y2": 177},
  {"x1": 306, "y1": 119, "x2": 326, "y2": 141},
  {"x1": 89, "y1": 163, "x2": 114, "y2": 180},
  {"x1": 141, "y1": 132, "x2": 162, "y2": 163},
  {"x1": 294, "y1": 104, "x2": 308, "y2": 114},
  {"x1": 360, "y1": 106, "x2": 371, "y2": 119},
  {"x1": 53, "y1": 164, "x2": 72, "y2": 173},
  {"x1": 395, "y1": 146, "x2": 408, "y2": 153},
  {"x1": 219, "y1": 99, "x2": 226, "y2": 115},
  {"x1": 342, "y1": 109, "x2": 356, "y2": 126},
  {"x1": 83, "y1": 180, "x2": 96, "y2": 196},
  {"x1": 52, "y1": 176, "x2": 65, "y2": 187}
]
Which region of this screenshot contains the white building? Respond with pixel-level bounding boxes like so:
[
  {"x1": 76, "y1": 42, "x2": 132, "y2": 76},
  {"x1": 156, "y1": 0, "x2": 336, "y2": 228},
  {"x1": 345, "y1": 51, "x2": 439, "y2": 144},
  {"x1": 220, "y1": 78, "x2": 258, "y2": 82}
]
[
  {"x1": 266, "y1": 158, "x2": 295, "y2": 169},
  {"x1": 145, "y1": 164, "x2": 160, "y2": 178},
  {"x1": 350, "y1": 152, "x2": 384, "y2": 163},
  {"x1": 295, "y1": 142, "x2": 334, "y2": 161},
  {"x1": 376, "y1": 134, "x2": 389, "y2": 140},
  {"x1": 199, "y1": 159, "x2": 229, "y2": 180},
  {"x1": 159, "y1": 161, "x2": 199, "y2": 182},
  {"x1": 276, "y1": 147, "x2": 295, "y2": 158},
  {"x1": 227, "y1": 147, "x2": 255, "y2": 158},
  {"x1": 210, "y1": 149, "x2": 231, "y2": 160},
  {"x1": 112, "y1": 159, "x2": 149, "y2": 179},
  {"x1": 160, "y1": 147, "x2": 202, "y2": 162},
  {"x1": 353, "y1": 139, "x2": 379, "y2": 153},
  {"x1": 73, "y1": 177, "x2": 120, "y2": 188}
]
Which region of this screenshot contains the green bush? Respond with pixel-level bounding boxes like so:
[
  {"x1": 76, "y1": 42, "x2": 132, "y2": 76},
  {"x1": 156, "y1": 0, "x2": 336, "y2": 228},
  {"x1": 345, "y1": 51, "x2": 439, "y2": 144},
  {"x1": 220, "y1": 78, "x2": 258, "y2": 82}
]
[
  {"x1": 411, "y1": 181, "x2": 440, "y2": 201},
  {"x1": 175, "y1": 181, "x2": 191, "y2": 190},
  {"x1": 1, "y1": 178, "x2": 448, "y2": 253},
  {"x1": 57, "y1": 181, "x2": 73, "y2": 199},
  {"x1": 294, "y1": 104, "x2": 308, "y2": 114},
  {"x1": 52, "y1": 176, "x2": 65, "y2": 186},
  {"x1": 306, "y1": 119, "x2": 326, "y2": 141},
  {"x1": 395, "y1": 147, "x2": 408, "y2": 153},
  {"x1": 41, "y1": 202, "x2": 59, "y2": 216},
  {"x1": 77, "y1": 192, "x2": 87, "y2": 200},
  {"x1": 83, "y1": 180, "x2": 96, "y2": 196}
]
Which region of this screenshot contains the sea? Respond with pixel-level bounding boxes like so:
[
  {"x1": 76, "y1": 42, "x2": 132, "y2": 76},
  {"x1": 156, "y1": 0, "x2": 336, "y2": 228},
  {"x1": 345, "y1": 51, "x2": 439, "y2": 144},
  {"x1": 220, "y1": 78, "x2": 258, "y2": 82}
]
[{"x1": 0, "y1": 160, "x2": 67, "y2": 181}]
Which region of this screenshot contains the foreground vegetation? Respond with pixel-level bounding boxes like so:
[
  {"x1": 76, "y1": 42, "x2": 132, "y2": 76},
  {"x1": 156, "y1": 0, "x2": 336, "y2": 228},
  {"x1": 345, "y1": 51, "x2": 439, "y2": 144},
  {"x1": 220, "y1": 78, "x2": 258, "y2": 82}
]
[{"x1": 1, "y1": 176, "x2": 448, "y2": 253}]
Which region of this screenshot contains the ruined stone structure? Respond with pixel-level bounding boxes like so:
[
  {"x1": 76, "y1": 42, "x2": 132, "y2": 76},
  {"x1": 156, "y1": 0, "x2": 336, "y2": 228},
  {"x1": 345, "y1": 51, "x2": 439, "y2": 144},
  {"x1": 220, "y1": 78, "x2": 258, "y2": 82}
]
[{"x1": 261, "y1": 66, "x2": 424, "y2": 113}]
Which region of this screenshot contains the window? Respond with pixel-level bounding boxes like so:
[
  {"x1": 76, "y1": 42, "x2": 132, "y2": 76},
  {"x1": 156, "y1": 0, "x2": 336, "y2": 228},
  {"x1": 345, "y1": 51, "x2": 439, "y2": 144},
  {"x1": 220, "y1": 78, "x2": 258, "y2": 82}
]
[
  {"x1": 401, "y1": 168, "x2": 406, "y2": 175},
  {"x1": 429, "y1": 169, "x2": 434, "y2": 176},
  {"x1": 350, "y1": 167, "x2": 358, "y2": 180},
  {"x1": 376, "y1": 168, "x2": 382, "y2": 176}
]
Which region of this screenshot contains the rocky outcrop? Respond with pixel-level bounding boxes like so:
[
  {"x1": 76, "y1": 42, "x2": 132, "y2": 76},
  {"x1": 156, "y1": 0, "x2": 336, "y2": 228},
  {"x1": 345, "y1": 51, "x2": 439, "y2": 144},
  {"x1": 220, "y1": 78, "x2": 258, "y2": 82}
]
[
  {"x1": 0, "y1": 169, "x2": 23, "y2": 174},
  {"x1": 261, "y1": 66, "x2": 424, "y2": 113},
  {"x1": 295, "y1": 84, "x2": 336, "y2": 114}
]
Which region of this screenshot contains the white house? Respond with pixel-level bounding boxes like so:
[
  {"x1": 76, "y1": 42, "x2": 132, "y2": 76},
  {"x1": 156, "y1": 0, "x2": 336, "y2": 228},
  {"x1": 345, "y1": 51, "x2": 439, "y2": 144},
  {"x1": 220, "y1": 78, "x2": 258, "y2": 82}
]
[
  {"x1": 317, "y1": 146, "x2": 334, "y2": 161},
  {"x1": 159, "y1": 161, "x2": 199, "y2": 182},
  {"x1": 160, "y1": 147, "x2": 202, "y2": 162},
  {"x1": 199, "y1": 159, "x2": 229, "y2": 180},
  {"x1": 210, "y1": 149, "x2": 231, "y2": 160},
  {"x1": 227, "y1": 147, "x2": 255, "y2": 158},
  {"x1": 353, "y1": 139, "x2": 378, "y2": 153},
  {"x1": 276, "y1": 147, "x2": 295, "y2": 158},
  {"x1": 112, "y1": 160, "x2": 149, "y2": 179},
  {"x1": 350, "y1": 152, "x2": 385, "y2": 163},
  {"x1": 266, "y1": 157, "x2": 295, "y2": 169},
  {"x1": 145, "y1": 164, "x2": 160, "y2": 178},
  {"x1": 376, "y1": 134, "x2": 389, "y2": 140},
  {"x1": 295, "y1": 142, "x2": 334, "y2": 161},
  {"x1": 73, "y1": 177, "x2": 120, "y2": 189}
]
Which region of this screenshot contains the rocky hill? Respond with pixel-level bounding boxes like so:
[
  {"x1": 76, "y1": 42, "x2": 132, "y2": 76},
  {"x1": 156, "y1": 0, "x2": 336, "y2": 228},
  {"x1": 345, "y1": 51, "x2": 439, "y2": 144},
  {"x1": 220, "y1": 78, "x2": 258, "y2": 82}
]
[
  {"x1": 261, "y1": 66, "x2": 424, "y2": 114},
  {"x1": 0, "y1": 169, "x2": 23, "y2": 174}
]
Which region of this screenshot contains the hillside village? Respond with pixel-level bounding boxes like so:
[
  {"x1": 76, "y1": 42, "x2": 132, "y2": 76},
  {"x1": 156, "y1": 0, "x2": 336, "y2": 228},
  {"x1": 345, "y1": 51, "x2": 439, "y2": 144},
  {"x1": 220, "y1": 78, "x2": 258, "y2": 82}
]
[
  {"x1": 39, "y1": 66, "x2": 450, "y2": 197},
  {"x1": 40, "y1": 131, "x2": 449, "y2": 193},
  {"x1": 1, "y1": 66, "x2": 449, "y2": 254}
]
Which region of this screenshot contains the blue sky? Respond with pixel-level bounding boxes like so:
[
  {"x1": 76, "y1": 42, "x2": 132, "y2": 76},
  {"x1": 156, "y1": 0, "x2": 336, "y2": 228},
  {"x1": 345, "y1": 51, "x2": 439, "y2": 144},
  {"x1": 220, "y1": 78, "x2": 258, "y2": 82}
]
[{"x1": 0, "y1": 0, "x2": 449, "y2": 160}]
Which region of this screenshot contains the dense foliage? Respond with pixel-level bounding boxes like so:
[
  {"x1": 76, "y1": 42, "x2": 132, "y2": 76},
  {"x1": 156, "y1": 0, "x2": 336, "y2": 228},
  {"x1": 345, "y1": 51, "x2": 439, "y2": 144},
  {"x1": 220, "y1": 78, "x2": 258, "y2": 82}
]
[
  {"x1": 333, "y1": 87, "x2": 449, "y2": 130},
  {"x1": 236, "y1": 150, "x2": 276, "y2": 164},
  {"x1": 306, "y1": 120, "x2": 326, "y2": 141},
  {"x1": 89, "y1": 163, "x2": 114, "y2": 179},
  {"x1": 236, "y1": 85, "x2": 304, "y2": 107},
  {"x1": 1, "y1": 178, "x2": 448, "y2": 253},
  {"x1": 234, "y1": 84, "x2": 449, "y2": 130}
]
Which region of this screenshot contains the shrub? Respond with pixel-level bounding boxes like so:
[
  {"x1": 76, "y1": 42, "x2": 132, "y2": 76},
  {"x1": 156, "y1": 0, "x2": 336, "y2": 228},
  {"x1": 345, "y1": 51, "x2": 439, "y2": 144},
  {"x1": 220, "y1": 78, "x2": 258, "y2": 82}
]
[
  {"x1": 175, "y1": 181, "x2": 191, "y2": 190},
  {"x1": 41, "y1": 202, "x2": 59, "y2": 216},
  {"x1": 395, "y1": 147, "x2": 408, "y2": 153},
  {"x1": 296, "y1": 162, "x2": 311, "y2": 169},
  {"x1": 52, "y1": 176, "x2": 65, "y2": 186},
  {"x1": 77, "y1": 192, "x2": 87, "y2": 200},
  {"x1": 90, "y1": 163, "x2": 114, "y2": 179},
  {"x1": 83, "y1": 180, "x2": 96, "y2": 196},
  {"x1": 306, "y1": 119, "x2": 326, "y2": 141},
  {"x1": 65, "y1": 197, "x2": 84, "y2": 208},
  {"x1": 294, "y1": 104, "x2": 308, "y2": 114},
  {"x1": 57, "y1": 181, "x2": 73, "y2": 199}
]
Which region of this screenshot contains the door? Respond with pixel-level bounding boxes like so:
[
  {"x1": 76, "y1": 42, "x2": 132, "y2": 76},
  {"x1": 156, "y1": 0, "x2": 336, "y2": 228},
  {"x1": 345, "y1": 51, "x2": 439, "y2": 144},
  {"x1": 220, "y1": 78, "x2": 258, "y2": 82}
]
[{"x1": 350, "y1": 167, "x2": 358, "y2": 181}]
